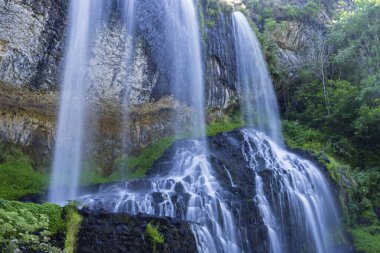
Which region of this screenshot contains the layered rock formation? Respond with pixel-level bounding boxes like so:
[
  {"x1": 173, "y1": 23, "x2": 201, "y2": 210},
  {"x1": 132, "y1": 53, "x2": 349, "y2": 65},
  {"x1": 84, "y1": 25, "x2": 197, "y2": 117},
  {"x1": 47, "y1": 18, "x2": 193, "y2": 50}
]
[{"x1": 0, "y1": 0, "x2": 336, "y2": 168}]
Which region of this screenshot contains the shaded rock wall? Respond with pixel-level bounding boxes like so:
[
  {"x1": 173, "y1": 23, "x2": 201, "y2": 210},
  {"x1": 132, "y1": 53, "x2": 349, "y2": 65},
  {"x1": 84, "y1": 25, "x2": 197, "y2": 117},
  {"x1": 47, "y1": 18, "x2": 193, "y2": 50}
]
[{"x1": 77, "y1": 208, "x2": 197, "y2": 253}]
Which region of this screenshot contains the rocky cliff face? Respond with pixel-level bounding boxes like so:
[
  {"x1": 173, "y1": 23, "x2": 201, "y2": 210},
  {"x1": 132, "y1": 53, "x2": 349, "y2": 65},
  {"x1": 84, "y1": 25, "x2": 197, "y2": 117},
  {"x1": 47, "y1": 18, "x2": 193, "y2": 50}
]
[
  {"x1": 0, "y1": 0, "x2": 67, "y2": 90},
  {"x1": 0, "y1": 0, "x2": 335, "y2": 168},
  {"x1": 0, "y1": 0, "x2": 240, "y2": 165}
]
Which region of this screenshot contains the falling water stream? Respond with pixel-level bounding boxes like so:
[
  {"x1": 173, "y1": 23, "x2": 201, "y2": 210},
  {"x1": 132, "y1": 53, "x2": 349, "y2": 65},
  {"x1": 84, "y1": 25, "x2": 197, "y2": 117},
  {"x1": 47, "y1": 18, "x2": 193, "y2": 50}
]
[
  {"x1": 232, "y1": 11, "x2": 282, "y2": 144},
  {"x1": 160, "y1": 0, "x2": 206, "y2": 137},
  {"x1": 48, "y1": 0, "x2": 102, "y2": 203}
]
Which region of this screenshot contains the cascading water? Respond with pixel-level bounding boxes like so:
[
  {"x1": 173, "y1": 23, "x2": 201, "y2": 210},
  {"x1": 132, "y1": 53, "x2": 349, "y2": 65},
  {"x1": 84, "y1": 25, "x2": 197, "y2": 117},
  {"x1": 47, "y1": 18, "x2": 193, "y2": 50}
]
[
  {"x1": 231, "y1": 11, "x2": 349, "y2": 253},
  {"x1": 241, "y1": 129, "x2": 346, "y2": 253},
  {"x1": 80, "y1": 141, "x2": 241, "y2": 253},
  {"x1": 49, "y1": 0, "x2": 102, "y2": 204},
  {"x1": 232, "y1": 11, "x2": 282, "y2": 144}
]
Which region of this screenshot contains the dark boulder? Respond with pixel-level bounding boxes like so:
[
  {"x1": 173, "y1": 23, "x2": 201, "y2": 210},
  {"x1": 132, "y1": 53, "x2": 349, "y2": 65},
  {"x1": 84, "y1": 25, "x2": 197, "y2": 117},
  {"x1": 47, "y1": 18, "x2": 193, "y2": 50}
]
[{"x1": 76, "y1": 208, "x2": 197, "y2": 253}]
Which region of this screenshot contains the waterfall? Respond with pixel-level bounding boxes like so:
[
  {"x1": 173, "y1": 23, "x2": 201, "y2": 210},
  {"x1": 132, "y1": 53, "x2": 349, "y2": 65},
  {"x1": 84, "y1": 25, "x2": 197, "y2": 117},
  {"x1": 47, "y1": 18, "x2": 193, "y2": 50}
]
[
  {"x1": 80, "y1": 141, "x2": 241, "y2": 253},
  {"x1": 121, "y1": 0, "x2": 137, "y2": 153},
  {"x1": 161, "y1": 0, "x2": 205, "y2": 138},
  {"x1": 231, "y1": 11, "x2": 348, "y2": 253},
  {"x1": 232, "y1": 11, "x2": 282, "y2": 144},
  {"x1": 240, "y1": 129, "x2": 345, "y2": 253},
  {"x1": 48, "y1": 0, "x2": 102, "y2": 203},
  {"x1": 49, "y1": 0, "x2": 137, "y2": 203},
  {"x1": 52, "y1": 2, "x2": 349, "y2": 253}
]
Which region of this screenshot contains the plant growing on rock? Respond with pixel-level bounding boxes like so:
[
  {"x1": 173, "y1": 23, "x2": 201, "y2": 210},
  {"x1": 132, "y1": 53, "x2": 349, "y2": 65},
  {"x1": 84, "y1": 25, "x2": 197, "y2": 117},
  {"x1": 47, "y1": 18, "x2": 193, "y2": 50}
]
[
  {"x1": 64, "y1": 204, "x2": 82, "y2": 253},
  {"x1": 0, "y1": 200, "x2": 65, "y2": 252},
  {"x1": 146, "y1": 222, "x2": 164, "y2": 252}
]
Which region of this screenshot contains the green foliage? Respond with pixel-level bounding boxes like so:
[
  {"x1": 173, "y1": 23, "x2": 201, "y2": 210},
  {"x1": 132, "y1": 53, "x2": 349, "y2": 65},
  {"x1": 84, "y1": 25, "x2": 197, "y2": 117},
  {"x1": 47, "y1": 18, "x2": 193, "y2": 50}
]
[
  {"x1": 146, "y1": 222, "x2": 164, "y2": 252},
  {"x1": 207, "y1": 112, "x2": 242, "y2": 136},
  {"x1": 329, "y1": 1, "x2": 380, "y2": 84},
  {"x1": 286, "y1": 0, "x2": 380, "y2": 167},
  {"x1": 349, "y1": 199, "x2": 380, "y2": 253},
  {"x1": 0, "y1": 143, "x2": 48, "y2": 200},
  {"x1": 354, "y1": 103, "x2": 380, "y2": 145},
  {"x1": 0, "y1": 200, "x2": 65, "y2": 252},
  {"x1": 350, "y1": 226, "x2": 380, "y2": 253},
  {"x1": 198, "y1": 0, "x2": 206, "y2": 41},
  {"x1": 64, "y1": 205, "x2": 82, "y2": 253},
  {"x1": 205, "y1": 0, "x2": 219, "y2": 28},
  {"x1": 262, "y1": 7, "x2": 273, "y2": 19},
  {"x1": 303, "y1": 0, "x2": 321, "y2": 18},
  {"x1": 283, "y1": 120, "x2": 329, "y2": 156},
  {"x1": 113, "y1": 137, "x2": 175, "y2": 180},
  {"x1": 284, "y1": 5, "x2": 302, "y2": 19},
  {"x1": 264, "y1": 18, "x2": 277, "y2": 31}
]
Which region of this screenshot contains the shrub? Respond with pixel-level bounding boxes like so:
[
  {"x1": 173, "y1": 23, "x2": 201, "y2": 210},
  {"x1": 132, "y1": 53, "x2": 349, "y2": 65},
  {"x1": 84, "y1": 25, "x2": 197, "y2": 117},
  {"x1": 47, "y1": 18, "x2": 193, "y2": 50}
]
[
  {"x1": 302, "y1": 0, "x2": 321, "y2": 19},
  {"x1": 64, "y1": 204, "x2": 82, "y2": 253},
  {"x1": 0, "y1": 200, "x2": 65, "y2": 252},
  {"x1": 113, "y1": 137, "x2": 175, "y2": 180},
  {"x1": 207, "y1": 112, "x2": 242, "y2": 136},
  {"x1": 285, "y1": 5, "x2": 302, "y2": 19},
  {"x1": 264, "y1": 18, "x2": 277, "y2": 31},
  {"x1": 146, "y1": 222, "x2": 164, "y2": 252}
]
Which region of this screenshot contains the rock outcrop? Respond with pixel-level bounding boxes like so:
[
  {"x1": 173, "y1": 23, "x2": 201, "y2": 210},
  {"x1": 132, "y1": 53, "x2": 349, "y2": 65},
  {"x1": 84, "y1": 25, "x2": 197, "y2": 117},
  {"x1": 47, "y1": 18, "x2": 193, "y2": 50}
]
[
  {"x1": 0, "y1": 0, "x2": 67, "y2": 90},
  {"x1": 77, "y1": 208, "x2": 197, "y2": 253}
]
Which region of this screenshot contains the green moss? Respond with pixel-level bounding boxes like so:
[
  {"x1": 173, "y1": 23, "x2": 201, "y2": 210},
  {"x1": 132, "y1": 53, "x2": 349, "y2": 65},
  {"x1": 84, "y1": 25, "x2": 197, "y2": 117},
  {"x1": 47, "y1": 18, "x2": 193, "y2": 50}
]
[
  {"x1": 80, "y1": 160, "x2": 112, "y2": 186},
  {"x1": 64, "y1": 205, "x2": 82, "y2": 253},
  {"x1": 206, "y1": 20, "x2": 216, "y2": 28},
  {"x1": 350, "y1": 227, "x2": 380, "y2": 253},
  {"x1": 0, "y1": 144, "x2": 48, "y2": 200},
  {"x1": 197, "y1": 0, "x2": 206, "y2": 41},
  {"x1": 146, "y1": 222, "x2": 164, "y2": 252},
  {"x1": 0, "y1": 200, "x2": 65, "y2": 252},
  {"x1": 207, "y1": 113, "x2": 242, "y2": 136},
  {"x1": 207, "y1": 116, "x2": 242, "y2": 136},
  {"x1": 113, "y1": 137, "x2": 176, "y2": 180},
  {"x1": 0, "y1": 200, "x2": 65, "y2": 234}
]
